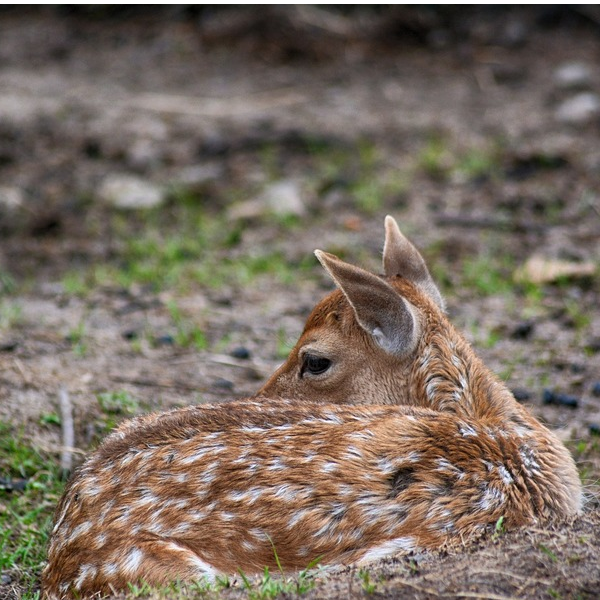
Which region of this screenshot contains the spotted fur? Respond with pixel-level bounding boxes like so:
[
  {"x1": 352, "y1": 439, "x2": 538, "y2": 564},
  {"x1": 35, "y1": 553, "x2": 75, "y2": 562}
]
[{"x1": 42, "y1": 217, "x2": 581, "y2": 598}]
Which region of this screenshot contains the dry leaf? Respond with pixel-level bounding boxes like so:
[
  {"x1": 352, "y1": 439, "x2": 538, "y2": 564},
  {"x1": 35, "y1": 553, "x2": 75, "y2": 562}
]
[{"x1": 515, "y1": 255, "x2": 596, "y2": 284}]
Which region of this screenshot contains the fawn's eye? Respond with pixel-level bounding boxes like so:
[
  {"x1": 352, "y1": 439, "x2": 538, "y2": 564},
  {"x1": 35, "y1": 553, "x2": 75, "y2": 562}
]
[{"x1": 301, "y1": 354, "x2": 332, "y2": 377}]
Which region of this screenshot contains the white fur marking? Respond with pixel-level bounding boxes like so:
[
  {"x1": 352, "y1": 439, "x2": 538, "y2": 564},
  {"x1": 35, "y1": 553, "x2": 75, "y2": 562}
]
[{"x1": 360, "y1": 537, "x2": 417, "y2": 563}]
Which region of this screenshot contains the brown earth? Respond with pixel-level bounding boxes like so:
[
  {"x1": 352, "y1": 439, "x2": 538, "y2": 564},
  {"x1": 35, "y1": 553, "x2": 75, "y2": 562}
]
[{"x1": 0, "y1": 7, "x2": 599, "y2": 599}]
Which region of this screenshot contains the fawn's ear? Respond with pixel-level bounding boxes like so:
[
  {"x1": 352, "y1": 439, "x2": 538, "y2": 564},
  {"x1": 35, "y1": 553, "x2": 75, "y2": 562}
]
[
  {"x1": 382, "y1": 215, "x2": 445, "y2": 311},
  {"x1": 315, "y1": 250, "x2": 419, "y2": 356}
]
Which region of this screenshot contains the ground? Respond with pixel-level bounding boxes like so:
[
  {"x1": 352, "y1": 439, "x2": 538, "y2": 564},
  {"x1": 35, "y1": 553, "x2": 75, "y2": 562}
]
[{"x1": 0, "y1": 7, "x2": 599, "y2": 599}]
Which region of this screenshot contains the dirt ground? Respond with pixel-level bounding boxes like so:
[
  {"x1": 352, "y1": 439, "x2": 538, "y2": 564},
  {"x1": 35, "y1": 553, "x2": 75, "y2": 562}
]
[{"x1": 1, "y1": 7, "x2": 600, "y2": 599}]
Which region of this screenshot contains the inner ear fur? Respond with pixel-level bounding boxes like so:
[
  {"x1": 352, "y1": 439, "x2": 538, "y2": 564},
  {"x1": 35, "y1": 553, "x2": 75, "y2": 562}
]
[{"x1": 315, "y1": 250, "x2": 419, "y2": 356}]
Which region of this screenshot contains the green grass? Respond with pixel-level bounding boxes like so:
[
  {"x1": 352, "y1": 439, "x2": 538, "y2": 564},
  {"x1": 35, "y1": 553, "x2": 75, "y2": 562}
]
[
  {"x1": 66, "y1": 320, "x2": 88, "y2": 357},
  {"x1": 0, "y1": 423, "x2": 65, "y2": 598},
  {"x1": 0, "y1": 299, "x2": 23, "y2": 331},
  {"x1": 61, "y1": 205, "x2": 316, "y2": 296},
  {"x1": 97, "y1": 390, "x2": 141, "y2": 416},
  {"x1": 461, "y1": 253, "x2": 515, "y2": 297},
  {"x1": 0, "y1": 420, "x2": 323, "y2": 599},
  {"x1": 166, "y1": 301, "x2": 208, "y2": 350},
  {"x1": 491, "y1": 516, "x2": 506, "y2": 542},
  {"x1": 238, "y1": 540, "x2": 321, "y2": 600},
  {"x1": 95, "y1": 390, "x2": 143, "y2": 435},
  {"x1": 357, "y1": 568, "x2": 378, "y2": 594},
  {"x1": 416, "y1": 135, "x2": 501, "y2": 182}
]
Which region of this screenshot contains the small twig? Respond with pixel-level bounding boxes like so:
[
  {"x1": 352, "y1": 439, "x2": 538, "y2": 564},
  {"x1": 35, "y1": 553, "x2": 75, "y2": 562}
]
[
  {"x1": 585, "y1": 196, "x2": 600, "y2": 219},
  {"x1": 108, "y1": 374, "x2": 250, "y2": 396},
  {"x1": 124, "y1": 90, "x2": 305, "y2": 118},
  {"x1": 468, "y1": 568, "x2": 550, "y2": 587},
  {"x1": 451, "y1": 593, "x2": 520, "y2": 600},
  {"x1": 207, "y1": 353, "x2": 272, "y2": 376},
  {"x1": 435, "y1": 213, "x2": 548, "y2": 233},
  {"x1": 59, "y1": 387, "x2": 75, "y2": 475},
  {"x1": 393, "y1": 577, "x2": 521, "y2": 599},
  {"x1": 37, "y1": 442, "x2": 86, "y2": 457},
  {"x1": 13, "y1": 358, "x2": 31, "y2": 385},
  {"x1": 109, "y1": 374, "x2": 202, "y2": 392}
]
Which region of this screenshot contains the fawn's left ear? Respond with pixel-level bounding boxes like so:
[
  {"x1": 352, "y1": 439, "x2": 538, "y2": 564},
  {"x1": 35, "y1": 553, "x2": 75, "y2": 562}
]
[
  {"x1": 315, "y1": 250, "x2": 420, "y2": 356},
  {"x1": 382, "y1": 215, "x2": 445, "y2": 311}
]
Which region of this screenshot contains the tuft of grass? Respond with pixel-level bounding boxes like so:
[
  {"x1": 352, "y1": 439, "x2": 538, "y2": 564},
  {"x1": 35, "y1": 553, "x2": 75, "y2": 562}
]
[
  {"x1": 0, "y1": 299, "x2": 23, "y2": 331},
  {"x1": 417, "y1": 136, "x2": 453, "y2": 180},
  {"x1": 238, "y1": 561, "x2": 321, "y2": 599},
  {"x1": 66, "y1": 321, "x2": 87, "y2": 357},
  {"x1": 61, "y1": 272, "x2": 92, "y2": 296},
  {"x1": 492, "y1": 515, "x2": 505, "y2": 541},
  {"x1": 166, "y1": 301, "x2": 208, "y2": 351},
  {"x1": 357, "y1": 567, "x2": 378, "y2": 594},
  {"x1": 0, "y1": 270, "x2": 17, "y2": 295},
  {"x1": 96, "y1": 391, "x2": 143, "y2": 435},
  {"x1": 97, "y1": 390, "x2": 141, "y2": 416},
  {"x1": 461, "y1": 253, "x2": 515, "y2": 297},
  {"x1": 39, "y1": 412, "x2": 61, "y2": 427},
  {"x1": 416, "y1": 135, "x2": 501, "y2": 183},
  {"x1": 539, "y1": 543, "x2": 558, "y2": 563},
  {"x1": 563, "y1": 298, "x2": 592, "y2": 332},
  {"x1": 454, "y1": 147, "x2": 500, "y2": 182},
  {"x1": 0, "y1": 423, "x2": 65, "y2": 598}
]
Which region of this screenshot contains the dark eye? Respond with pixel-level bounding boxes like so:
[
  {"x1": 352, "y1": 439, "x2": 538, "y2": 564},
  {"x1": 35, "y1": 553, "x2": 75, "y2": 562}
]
[{"x1": 301, "y1": 354, "x2": 332, "y2": 377}]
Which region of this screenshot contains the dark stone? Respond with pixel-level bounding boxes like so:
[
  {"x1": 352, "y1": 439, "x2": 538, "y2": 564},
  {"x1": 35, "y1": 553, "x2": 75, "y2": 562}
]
[
  {"x1": 542, "y1": 389, "x2": 579, "y2": 408},
  {"x1": 510, "y1": 321, "x2": 535, "y2": 340},
  {"x1": 230, "y1": 346, "x2": 251, "y2": 360},
  {"x1": 0, "y1": 339, "x2": 18, "y2": 352},
  {"x1": 511, "y1": 388, "x2": 531, "y2": 402},
  {"x1": 154, "y1": 334, "x2": 175, "y2": 346},
  {"x1": 591, "y1": 382, "x2": 600, "y2": 397},
  {"x1": 213, "y1": 378, "x2": 234, "y2": 391},
  {"x1": 586, "y1": 338, "x2": 600, "y2": 353}
]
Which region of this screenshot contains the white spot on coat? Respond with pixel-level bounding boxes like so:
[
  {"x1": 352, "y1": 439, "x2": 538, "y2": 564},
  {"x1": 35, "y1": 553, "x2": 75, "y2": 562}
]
[
  {"x1": 359, "y1": 537, "x2": 417, "y2": 563},
  {"x1": 122, "y1": 548, "x2": 144, "y2": 575}
]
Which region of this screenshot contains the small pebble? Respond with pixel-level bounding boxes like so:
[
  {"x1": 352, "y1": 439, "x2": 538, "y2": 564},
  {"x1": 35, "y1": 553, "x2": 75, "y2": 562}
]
[
  {"x1": 542, "y1": 389, "x2": 579, "y2": 408},
  {"x1": 0, "y1": 477, "x2": 27, "y2": 492},
  {"x1": 591, "y1": 382, "x2": 600, "y2": 397},
  {"x1": 154, "y1": 334, "x2": 175, "y2": 346},
  {"x1": 555, "y1": 92, "x2": 600, "y2": 125},
  {"x1": 231, "y1": 346, "x2": 251, "y2": 360},
  {"x1": 213, "y1": 378, "x2": 234, "y2": 391},
  {"x1": 510, "y1": 321, "x2": 534, "y2": 340},
  {"x1": 511, "y1": 388, "x2": 531, "y2": 402},
  {"x1": 0, "y1": 340, "x2": 18, "y2": 352},
  {"x1": 122, "y1": 330, "x2": 139, "y2": 341},
  {"x1": 589, "y1": 423, "x2": 600, "y2": 436},
  {"x1": 553, "y1": 62, "x2": 593, "y2": 90},
  {"x1": 586, "y1": 338, "x2": 600, "y2": 353}
]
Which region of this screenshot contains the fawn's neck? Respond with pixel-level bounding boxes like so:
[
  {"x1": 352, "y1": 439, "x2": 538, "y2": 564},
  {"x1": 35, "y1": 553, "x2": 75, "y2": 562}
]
[{"x1": 410, "y1": 320, "x2": 517, "y2": 424}]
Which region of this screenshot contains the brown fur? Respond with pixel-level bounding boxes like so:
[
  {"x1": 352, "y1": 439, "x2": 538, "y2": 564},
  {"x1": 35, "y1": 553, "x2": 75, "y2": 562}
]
[{"x1": 42, "y1": 217, "x2": 581, "y2": 598}]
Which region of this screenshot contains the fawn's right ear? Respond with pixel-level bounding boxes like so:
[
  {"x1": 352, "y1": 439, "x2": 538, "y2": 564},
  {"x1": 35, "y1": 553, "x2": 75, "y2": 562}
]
[
  {"x1": 382, "y1": 216, "x2": 445, "y2": 311},
  {"x1": 315, "y1": 250, "x2": 420, "y2": 356}
]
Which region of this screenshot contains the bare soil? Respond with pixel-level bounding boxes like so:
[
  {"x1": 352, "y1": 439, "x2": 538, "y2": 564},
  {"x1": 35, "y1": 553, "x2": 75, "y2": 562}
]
[{"x1": 1, "y1": 7, "x2": 599, "y2": 599}]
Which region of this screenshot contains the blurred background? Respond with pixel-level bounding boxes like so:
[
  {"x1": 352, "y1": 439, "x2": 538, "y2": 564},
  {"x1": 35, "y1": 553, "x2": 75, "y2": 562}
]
[{"x1": 0, "y1": 6, "x2": 599, "y2": 596}]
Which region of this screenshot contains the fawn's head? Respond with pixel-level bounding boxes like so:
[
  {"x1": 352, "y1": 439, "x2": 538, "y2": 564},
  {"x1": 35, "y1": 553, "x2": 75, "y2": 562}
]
[{"x1": 259, "y1": 216, "x2": 456, "y2": 407}]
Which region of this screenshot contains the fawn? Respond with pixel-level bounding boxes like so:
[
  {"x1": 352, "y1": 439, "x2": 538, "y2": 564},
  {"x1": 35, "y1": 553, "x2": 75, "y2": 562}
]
[{"x1": 42, "y1": 216, "x2": 581, "y2": 598}]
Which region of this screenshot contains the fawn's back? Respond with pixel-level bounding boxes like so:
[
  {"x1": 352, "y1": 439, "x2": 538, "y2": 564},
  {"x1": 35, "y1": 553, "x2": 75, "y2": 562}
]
[{"x1": 43, "y1": 217, "x2": 581, "y2": 599}]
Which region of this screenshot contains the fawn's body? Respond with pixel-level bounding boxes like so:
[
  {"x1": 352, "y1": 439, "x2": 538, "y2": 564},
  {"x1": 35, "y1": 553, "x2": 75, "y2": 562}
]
[{"x1": 43, "y1": 217, "x2": 581, "y2": 598}]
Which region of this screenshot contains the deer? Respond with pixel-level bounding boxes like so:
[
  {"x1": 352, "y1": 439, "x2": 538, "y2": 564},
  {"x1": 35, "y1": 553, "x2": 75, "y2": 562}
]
[{"x1": 42, "y1": 216, "x2": 582, "y2": 599}]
